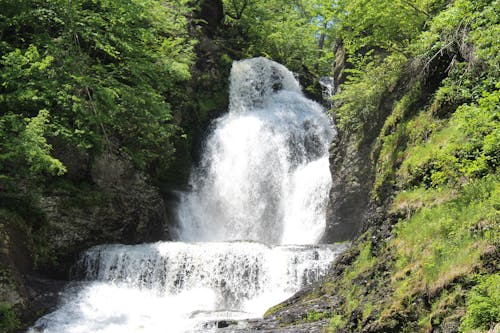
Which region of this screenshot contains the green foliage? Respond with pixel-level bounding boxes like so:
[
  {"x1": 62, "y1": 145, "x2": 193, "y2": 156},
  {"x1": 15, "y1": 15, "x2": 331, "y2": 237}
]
[
  {"x1": 390, "y1": 186, "x2": 457, "y2": 215},
  {"x1": 263, "y1": 302, "x2": 285, "y2": 318},
  {"x1": 460, "y1": 274, "x2": 500, "y2": 332},
  {"x1": 327, "y1": 314, "x2": 346, "y2": 332},
  {"x1": 371, "y1": 83, "x2": 425, "y2": 200},
  {"x1": 333, "y1": 0, "x2": 439, "y2": 56},
  {"x1": 23, "y1": 110, "x2": 66, "y2": 176},
  {"x1": 221, "y1": 0, "x2": 334, "y2": 87},
  {"x1": 0, "y1": 0, "x2": 197, "y2": 219},
  {"x1": 0, "y1": 302, "x2": 20, "y2": 332},
  {"x1": 419, "y1": 285, "x2": 466, "y2": 330},
  {"x1": 0, "y1": 110, "x2": 64, "y2": 180},
  {"x1": 0, "y1": 0, "x2": 198, "y2": 279},
  {"x1": 399, "y1": 86, "x2": 500, "y2": 188},
  {"x1": 279, "y1": 0, "x2": 500, "y2": 331},
  {"x1": 347, "y1": 242, "x2": 377, "y2": 279},
  {"x1": 0, "y1": 43, "x2": 66, "y2": 185},
  {"x1": 1, "y1": 0, "x2": 195, "y2": 173},
  {"x1": 332, "y1": 53, "x2": 406, "y2": 133},
  {"x1": 304, "y1": 310, "x2": 328, "y2": 322}
]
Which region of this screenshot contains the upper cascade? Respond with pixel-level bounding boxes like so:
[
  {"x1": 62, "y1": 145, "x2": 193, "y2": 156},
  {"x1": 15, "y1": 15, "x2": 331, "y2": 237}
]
[
  {"x1": 229, "y1": 57, "x2": 302, "y2": 113},
  {"x1": 175, "y1": 57, "x2": 335, "y2": 244}
]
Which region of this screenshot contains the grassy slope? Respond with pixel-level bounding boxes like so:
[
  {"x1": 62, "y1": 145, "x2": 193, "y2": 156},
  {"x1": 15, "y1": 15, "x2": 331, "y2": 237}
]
[{"x1": 270, "y1": 1, "x2": 499, "y2": 332}]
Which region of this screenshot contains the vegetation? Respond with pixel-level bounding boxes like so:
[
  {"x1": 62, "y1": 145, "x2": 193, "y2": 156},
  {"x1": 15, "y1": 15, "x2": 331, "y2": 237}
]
[
  {"x1": 0, "y1": 302, "x2": 20, "y2": 332},
  {"x1": 0, "y1": 0, "x2": 498, "y2": 331},
  {"x1": 317, "y1": 0, "x2": 499, "y2": 332},
  {"x1": 233, "y1": 0, "x2": 498, "y2": 332},
  {"x1": 1, "y1": 0, "x2": 194, "y2": 198},
  {"x1": 460, "y1": 274, "x2": 500, "y2": 332},
  {"x1": 220, "y1": 0, "x2": 342, "y2": 95}
]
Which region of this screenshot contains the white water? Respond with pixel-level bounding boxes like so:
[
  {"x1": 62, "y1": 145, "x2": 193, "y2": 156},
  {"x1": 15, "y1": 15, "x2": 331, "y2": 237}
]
[
  {"x1": 175, "y1": 58, "x2": 334, "y2": 244},
  {"x1": 30, "y1": 58, "x2": 345, "y2": 333}
]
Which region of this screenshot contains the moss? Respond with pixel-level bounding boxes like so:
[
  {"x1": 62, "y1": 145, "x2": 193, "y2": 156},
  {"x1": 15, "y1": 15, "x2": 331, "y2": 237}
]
[
  {"x1": 429, "y1": 81, "x2": 472, "y2": 118},
  {"x1": 0, "y1": 302, "x2": 20, "y2": 332},
  {"x1": 264, "y1": 302, "x2": 286, "y2": 318},
  {"x1": 304, "y1": 310, "x2": 329, "y2": 323},
  {"x1": 326, "y1": 314, "x2": 346, "y2": 332}
]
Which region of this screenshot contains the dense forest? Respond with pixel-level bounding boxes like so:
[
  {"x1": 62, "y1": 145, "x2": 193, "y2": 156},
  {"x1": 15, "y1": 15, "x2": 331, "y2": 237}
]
[{"x1": 0, "y1": 0, "x2": 498, "y2": 332}]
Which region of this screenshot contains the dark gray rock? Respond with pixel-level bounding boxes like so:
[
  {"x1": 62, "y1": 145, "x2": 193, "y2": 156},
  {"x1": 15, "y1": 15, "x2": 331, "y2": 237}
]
[
  {"x1": 322, "y1": 133, "x2": 373, "y2": 242},
  {"x1": 40, "y1": 150, "x2": 170, "y2": 278},
  {"x1": 216, "y1": 282, "x2": 345, "y2": 333},
  {"x1": 49, "y1": 138, "x2": 90, "y2": 182},
  {"x1": 196, "y1": 0, "x2": 224, "y2": 38},
  {"x1": 332, "y1": 41, "x2": 351, "y2": 92},
  {"x1": 22, "y1": 275, "x2": 67, "y2": 325}
]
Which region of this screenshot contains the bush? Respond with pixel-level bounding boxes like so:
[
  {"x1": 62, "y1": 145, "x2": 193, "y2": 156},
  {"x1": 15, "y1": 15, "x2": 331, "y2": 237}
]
[{"x1": 460, "y1": 274, "x2": 500, "y2": 332}]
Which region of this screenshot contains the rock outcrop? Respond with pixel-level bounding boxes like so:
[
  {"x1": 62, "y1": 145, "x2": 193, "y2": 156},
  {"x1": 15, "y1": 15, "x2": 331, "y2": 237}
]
[
  {"x1": 40, "y1": 150, "x2": 170, "y2": 278},
  {"x1": 0, "y1": 147, "x2": 170, "y2": 331},
  {"x1": 322, "y1": 133, "x2": 374, "y2": 242}
]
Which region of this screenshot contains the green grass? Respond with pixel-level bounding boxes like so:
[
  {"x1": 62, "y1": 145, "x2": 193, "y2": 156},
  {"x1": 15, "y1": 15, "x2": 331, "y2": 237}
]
[
  {"x1": 393, "y1": 175, "x2": 498, "y2": 292},
  {"x1": 398, "y1": 87, "x2": 500, "y2": 189},
  {"x1": 381, "y1": 175, "x2": 500, "y2": 333},
  {"x1": 390, "y1": 186, "x2": 457, "y2": 215},
  {"x1": 263, "y1": 302, "x2": 285, "y2": 318}
]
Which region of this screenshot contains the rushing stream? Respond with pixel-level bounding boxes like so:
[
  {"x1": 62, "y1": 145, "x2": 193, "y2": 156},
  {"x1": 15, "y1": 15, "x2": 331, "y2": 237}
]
[{"x1": 30, "y1": 58, "x2": 347, "y2": 333}]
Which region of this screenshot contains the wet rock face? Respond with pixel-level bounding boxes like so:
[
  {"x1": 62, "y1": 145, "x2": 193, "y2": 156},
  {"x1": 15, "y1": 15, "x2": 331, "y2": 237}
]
[
  {"x1": 40, "y1": 150, "x2": 170, "y2": 278},
  {"x1": 332, "y1": 41, "x2": 350, "y2": 92},
  {"x1": 0, "y1": 149, "x2": 171, "y2": 328},
  {"x1": 217, "y1": 284, "x2": 342, "y2": 333},
  {"x1": 322, "y1": 134, "x2": 373, "y2": 242}
]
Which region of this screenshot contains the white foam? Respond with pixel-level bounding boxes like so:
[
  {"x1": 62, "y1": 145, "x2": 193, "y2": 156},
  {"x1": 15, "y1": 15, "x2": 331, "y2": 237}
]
[{"x1": 175, "y1": 58, "x2": 334, "y2": 244}]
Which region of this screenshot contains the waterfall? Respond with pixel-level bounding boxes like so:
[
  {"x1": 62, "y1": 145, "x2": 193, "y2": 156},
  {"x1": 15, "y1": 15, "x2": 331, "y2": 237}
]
[
  {"x1": 30, "y1": 58, "x2": 345, "y2": 333},
  {"x1": 175, "y1": 58, "x2": 334, "y2": 244}
]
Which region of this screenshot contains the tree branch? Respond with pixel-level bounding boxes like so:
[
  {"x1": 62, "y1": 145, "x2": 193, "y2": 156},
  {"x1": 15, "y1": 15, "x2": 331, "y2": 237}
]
[
  {"x1": 400, "y1": 0, "x2": 431, "y2": 18},
  {"x1": 226, "y1": 0, "x2": 248, "y2": 20}
]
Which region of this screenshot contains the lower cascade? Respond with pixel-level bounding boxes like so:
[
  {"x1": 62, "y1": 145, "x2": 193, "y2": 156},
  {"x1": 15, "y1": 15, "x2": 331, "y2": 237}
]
[{"x1": 30, "y1": 58, "x2": 347, "y2": 333}]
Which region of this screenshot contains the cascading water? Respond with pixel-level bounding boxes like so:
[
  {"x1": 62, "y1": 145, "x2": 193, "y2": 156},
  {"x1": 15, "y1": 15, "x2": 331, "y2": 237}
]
[
  {"x1": 30, "y1": 58, "x2": 346, "y2": 333},
  {"x1": 176, "y1": 58, "x2": 334, "y2": 244}
]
